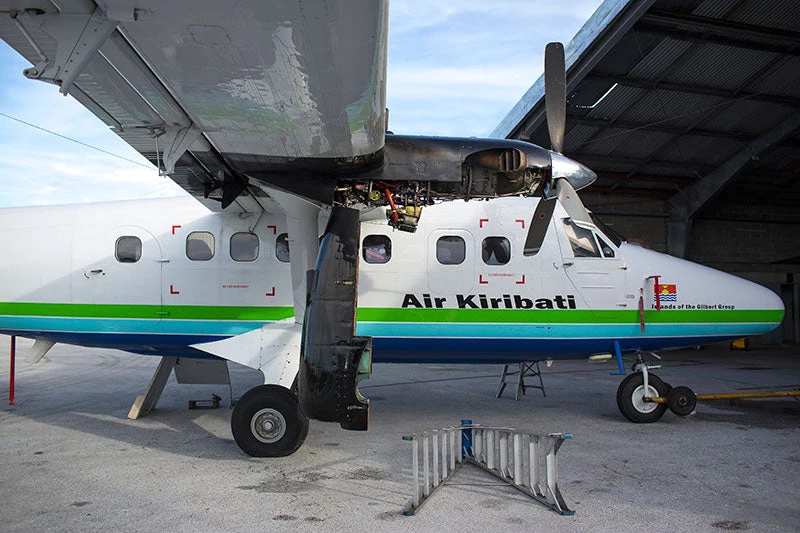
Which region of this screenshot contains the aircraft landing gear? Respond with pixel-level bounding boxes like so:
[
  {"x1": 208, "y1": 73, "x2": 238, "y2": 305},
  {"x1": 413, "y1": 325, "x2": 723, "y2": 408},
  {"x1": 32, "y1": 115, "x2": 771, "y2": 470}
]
[
  {"x1": 616, "y1": 372, "x2": 671, "y2": 423},
  {"x1": 617, "y1": 353, "x2": 675, "y2": 423},
  {"x1": 231, "y1": 385, "x2": 309, "y2": 457}
]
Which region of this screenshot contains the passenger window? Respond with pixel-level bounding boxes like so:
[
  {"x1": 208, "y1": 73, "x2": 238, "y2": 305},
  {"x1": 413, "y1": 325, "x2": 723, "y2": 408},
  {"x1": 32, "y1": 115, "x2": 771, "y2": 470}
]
[
  {"x1": 597, "y1": 236, "x2": 615, "y2": 258},
  {"x1": 482, "y1": 237, "x2": 510, "y2": 265},
  {"x1": 363, "y1": 235, "x2": 391, "y2": 264},
  {"x1": 276, "y1": 233, "x2": 290, "y2": 263},
  {"x1": 563, "y1": 219, "x2": 600, "y2": 258},
  {"x1": 231, "y1": 232, "x2": 259, "y2": 262},
  {"x1": 437, "y1": 236, "x2": 465, "y2": 265},
  {"x1": 115, "y1": 236, "x2": 141, "y2": 263},
  {"x1": 186, "y1": 231, "x2": 215, "y2": 261}
]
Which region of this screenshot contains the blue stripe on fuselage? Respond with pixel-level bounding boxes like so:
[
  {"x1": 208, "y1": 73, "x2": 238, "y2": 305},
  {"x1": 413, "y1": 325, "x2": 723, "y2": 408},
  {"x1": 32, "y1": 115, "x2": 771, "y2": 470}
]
[{"x1": 1, "y1": 328, "x2": 740, "y2": 363}]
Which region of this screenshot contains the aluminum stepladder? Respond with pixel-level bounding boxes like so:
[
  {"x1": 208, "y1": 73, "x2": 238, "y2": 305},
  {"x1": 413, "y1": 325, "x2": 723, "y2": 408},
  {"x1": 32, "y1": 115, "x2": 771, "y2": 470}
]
[{"x1": 402, "y1": 420, "x2": 573, "y2": 516}]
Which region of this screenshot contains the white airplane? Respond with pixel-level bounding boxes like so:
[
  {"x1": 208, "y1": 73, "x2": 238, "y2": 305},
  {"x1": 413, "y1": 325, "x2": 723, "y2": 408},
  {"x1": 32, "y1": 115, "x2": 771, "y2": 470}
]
[{"x1": 0, "y1": 1, "x2": 784, "y2": 457}]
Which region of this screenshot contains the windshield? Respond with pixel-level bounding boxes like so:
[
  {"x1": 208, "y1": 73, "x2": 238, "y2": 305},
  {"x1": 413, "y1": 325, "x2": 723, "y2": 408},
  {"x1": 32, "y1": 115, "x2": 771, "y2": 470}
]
[{"x1": 589, "y1": 213, "x2": 625, "y2": 247}]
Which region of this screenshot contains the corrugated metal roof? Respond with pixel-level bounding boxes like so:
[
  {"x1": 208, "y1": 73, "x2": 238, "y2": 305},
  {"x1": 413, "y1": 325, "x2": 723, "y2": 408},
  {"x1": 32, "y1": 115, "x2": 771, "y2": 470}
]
[{"x1": 494, "y1": 0, "x2": 800, "y2": 215}]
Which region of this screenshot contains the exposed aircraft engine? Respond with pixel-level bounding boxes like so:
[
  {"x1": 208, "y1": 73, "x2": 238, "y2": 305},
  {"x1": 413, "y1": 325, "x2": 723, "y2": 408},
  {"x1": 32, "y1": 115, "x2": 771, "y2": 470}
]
[{"x1": 334, "y1": 135, "x2": 555, "y2": 231}]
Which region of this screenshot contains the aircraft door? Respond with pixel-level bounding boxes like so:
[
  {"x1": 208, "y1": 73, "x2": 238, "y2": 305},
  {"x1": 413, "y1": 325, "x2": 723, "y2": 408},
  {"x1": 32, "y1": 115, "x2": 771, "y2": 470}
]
[
  {"x1": 427, "y1": 229, "x2": 475, "y2": 293},
  {"x1": 89, "y1": 226, "x2": 164, "y2": 319},
  {"x1": 555, "y1": 218, "x2": 627, "y2": 313}
]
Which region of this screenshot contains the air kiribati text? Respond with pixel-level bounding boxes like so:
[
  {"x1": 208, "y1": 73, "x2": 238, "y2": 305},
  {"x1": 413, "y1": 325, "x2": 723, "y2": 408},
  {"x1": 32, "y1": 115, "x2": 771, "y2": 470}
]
[{"x1": 402, "y1": 293, "x2": 577, "y2": 310}]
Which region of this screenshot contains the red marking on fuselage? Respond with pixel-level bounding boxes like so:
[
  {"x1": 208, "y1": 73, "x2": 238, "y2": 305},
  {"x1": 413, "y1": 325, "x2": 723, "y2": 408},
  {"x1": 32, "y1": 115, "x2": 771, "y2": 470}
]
[
  {"x1": 647, "y1": 275, "x2": 662, "y2": 312},
  {"x1": 267, "y1": 225, "x2": 277, "y2": 235},
  {"x1": 516, "y1": 275, "x2": 526, "y2": 285},
  {"x1": 169, "y1": 284, "x2": 180, "y2": 295},
  {"x1": 171, "y1": 225, "x2": 181, "y2": 234},
  {"x1": 515, "y1": 219, "x2": 525, "y2": 229},
  {"x1": 479, "y1": 274, "x2": 488, "y2": 285},
  {"x1": 479, "y1": 218, "x2": 489, "y2": 228},
  {"x1": 265, "y1": 287, "x2": 276, "y2": 297}
]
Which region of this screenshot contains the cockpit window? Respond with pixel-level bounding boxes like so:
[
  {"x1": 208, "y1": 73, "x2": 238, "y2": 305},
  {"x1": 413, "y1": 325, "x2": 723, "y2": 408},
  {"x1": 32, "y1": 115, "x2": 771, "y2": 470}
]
[
  {"x1": 597, "y1": 236, "x2": 616, "y2": 258},
  {"x1": 589, "y1": 213, "x2": 624, "y2": 246},
  {"x1": 563, "y1": 219, "x2": 600, "y2": 258}
]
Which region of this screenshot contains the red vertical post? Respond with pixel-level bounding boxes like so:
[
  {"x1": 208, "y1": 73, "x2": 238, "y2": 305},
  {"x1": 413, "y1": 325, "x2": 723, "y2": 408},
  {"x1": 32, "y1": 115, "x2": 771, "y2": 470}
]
[
  {"x1": 646, "y1": 275, "x2": 661, "y2": 312},
  {"x1": 9, "y1": 335, "x2": 16, "y2": 406}
]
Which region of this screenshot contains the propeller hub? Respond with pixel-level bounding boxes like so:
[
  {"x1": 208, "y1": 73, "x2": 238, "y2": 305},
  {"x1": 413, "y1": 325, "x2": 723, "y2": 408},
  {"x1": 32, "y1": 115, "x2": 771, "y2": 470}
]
[{"x1": 548, "y1": 152, "x2": 597, "y2": 195}]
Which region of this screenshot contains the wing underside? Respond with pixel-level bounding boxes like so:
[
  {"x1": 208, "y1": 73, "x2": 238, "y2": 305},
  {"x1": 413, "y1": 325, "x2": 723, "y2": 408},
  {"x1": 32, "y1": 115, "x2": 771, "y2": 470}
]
[{"x1": 0, "y1": 0, "x2": 388, "y2": 209}]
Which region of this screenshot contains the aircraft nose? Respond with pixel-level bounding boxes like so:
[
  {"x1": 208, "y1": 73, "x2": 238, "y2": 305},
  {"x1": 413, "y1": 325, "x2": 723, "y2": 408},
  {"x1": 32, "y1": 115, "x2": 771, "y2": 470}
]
[
  {"x1": 762, "y1": 283, "x2": 785, "y2": 313},
  {"x1": 743, "y1": 277, "x2": 784, "y2": 313},
  {"x1": 731, "y1": 276, "x2": 785, "y2": 334}
]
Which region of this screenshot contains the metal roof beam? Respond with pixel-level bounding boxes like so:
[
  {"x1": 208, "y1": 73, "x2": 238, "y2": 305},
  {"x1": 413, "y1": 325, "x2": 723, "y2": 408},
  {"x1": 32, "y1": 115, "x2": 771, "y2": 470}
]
[
  {"x1": 668, "y1": 111, "x2": 800, "y2": 218},
  {"x1": 590, "y1": 184, "x2": 674, "y2": 198},
  {"x1": 641, "y1": 10, "x2": 800, "y2": 45},
  {"x1": 577, "y1": 154, "x2": 712, "y2": 174},
  {"x1": 570, "y1": 115, "x2": 753, "y2": 141},
  {"x1": 588, "y1": 72, "x2": 800, "y2": 108},
  {"x1": 596, "y1": 171, "x2": 694, "y2": 185},
  {"x1": 635, "y1": 23, "x2": 800, "y2": 56}
]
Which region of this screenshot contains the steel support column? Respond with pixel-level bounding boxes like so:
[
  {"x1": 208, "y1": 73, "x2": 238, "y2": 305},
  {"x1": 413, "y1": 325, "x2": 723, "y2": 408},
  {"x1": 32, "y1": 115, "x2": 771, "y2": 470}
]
[{"x1": 666, "y1": 111, "x2": 800, "y2": 257}]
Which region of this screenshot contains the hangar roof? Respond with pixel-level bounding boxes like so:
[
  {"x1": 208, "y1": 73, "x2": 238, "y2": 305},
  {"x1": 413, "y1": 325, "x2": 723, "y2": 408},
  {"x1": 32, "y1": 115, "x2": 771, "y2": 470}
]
[{"x1": 493, "y1": 0, "x2": 800, "y2": 218}]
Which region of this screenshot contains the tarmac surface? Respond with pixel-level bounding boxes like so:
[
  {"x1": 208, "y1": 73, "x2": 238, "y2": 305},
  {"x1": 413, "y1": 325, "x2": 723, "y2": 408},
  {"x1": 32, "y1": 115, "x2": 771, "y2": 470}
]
[{"x1": 1, "y1": 334, "x2": 799, "y2": 532}]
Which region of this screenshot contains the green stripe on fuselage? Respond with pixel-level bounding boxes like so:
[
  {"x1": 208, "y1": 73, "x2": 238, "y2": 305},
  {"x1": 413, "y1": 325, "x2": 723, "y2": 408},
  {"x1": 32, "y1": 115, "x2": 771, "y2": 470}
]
[
  {"x1": 356, "y1": 307, "x2": 783, "y2": 324},
  {"x1": 0, "y1": 302, "x2": 782, "y2": 325},
  {"x1": 0, "y1": 302, "x2": 294, "y2": 321}
]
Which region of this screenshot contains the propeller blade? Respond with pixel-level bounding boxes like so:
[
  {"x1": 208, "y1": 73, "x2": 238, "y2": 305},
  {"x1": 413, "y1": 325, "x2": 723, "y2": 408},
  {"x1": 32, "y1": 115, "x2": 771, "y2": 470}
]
[
  {"x1": 523, "y1": 197, "x2": 556, "y2": 256},
  {"x1": 545, "y1": 42, "x2": 566, "y2": 154},
  {"x1": 556, "y1": 178, "x2": 592, "y2": 225}
]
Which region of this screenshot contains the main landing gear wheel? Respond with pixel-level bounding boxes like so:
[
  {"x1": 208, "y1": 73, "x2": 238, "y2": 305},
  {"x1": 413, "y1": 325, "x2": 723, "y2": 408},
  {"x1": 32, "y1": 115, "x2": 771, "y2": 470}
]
[
  {"x1": 667, "y1": 386, "x2": 697, "y2": 416},
  {"x1": 231, "y1": 385, "x2": 309, "y2": 457},
  {"x1": 616, "y1": 373, "x2": 670, "y2": 423}
]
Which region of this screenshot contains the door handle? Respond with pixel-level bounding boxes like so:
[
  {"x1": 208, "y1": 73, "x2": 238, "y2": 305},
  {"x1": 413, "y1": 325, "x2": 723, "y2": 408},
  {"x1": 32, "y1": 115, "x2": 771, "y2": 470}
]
[
  {"x1": 562, "y1": 262, "x2": 574, "y2": 267},
  {"x1": 90, "y1": 269, "x2": 103, "y2": 274}
]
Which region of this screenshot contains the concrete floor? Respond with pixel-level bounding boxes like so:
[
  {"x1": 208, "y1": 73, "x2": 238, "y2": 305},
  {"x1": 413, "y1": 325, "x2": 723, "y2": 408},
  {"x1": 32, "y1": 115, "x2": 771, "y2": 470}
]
[{"x1": 1, "y1": 335, "x2": 799, "y2": 532}]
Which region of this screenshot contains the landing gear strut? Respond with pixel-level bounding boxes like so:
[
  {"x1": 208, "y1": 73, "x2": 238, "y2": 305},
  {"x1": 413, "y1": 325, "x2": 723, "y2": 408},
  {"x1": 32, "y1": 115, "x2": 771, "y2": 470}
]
[{"x1": 231, "y1": 385, "x2": 309, "y2": 457}]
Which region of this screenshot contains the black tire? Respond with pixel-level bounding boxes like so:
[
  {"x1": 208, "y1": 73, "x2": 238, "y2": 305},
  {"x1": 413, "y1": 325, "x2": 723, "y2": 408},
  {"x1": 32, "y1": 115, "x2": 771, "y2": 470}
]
[
  {"x1": 231, "y1": 385, "x2": 309, "y2": 457},
  {"x1": 616, "y1": 373, "x2": 669, "y2": 423},
  {"x1": 667, "y1": 386, "x2": 697, "y2": 416}
]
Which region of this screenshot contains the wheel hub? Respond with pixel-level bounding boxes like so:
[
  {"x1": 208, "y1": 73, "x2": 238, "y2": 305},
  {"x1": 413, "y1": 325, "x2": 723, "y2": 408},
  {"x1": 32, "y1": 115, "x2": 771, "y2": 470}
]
[
  {"x1": 631, "y1": 384, "x2": 660, "y2": 414},
  {"x1": 251, "y1": 408, "x2": 286, "y2": 444}
]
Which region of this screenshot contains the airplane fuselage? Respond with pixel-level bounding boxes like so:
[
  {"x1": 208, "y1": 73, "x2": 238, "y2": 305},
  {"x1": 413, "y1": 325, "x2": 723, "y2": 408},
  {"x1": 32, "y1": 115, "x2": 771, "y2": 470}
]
[{"x1": 0, "y1": 196, "x2": 783, "y2": 364}]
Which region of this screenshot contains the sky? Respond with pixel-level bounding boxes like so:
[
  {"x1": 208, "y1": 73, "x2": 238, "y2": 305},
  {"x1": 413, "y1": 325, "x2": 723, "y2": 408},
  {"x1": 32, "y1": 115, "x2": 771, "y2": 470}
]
[{"x1": 0, "y1": 0, "x2": 604, "y2": 208}]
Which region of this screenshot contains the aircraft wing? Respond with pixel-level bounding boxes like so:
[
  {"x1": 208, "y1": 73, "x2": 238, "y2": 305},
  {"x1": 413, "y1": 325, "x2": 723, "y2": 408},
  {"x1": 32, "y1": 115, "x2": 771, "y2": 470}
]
[{"x1": 0, "y1": 0, "x2": 388, "y2": 209}]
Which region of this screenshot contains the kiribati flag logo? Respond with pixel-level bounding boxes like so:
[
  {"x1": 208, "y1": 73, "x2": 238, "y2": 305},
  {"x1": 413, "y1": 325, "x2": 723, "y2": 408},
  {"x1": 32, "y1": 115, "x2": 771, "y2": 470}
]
[{"x1": 656, "y1": 283, "x2": 678, "y2": 302}]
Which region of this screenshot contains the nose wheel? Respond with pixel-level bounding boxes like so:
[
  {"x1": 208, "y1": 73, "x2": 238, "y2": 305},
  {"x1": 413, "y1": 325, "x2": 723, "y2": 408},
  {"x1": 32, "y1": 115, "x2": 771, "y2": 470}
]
[
  {"x1": 616, "y1": 373, "x2": 671, "y2": 423},
  {"x1": 231, "y1": 385, "x2": 309, "y2": 457}
]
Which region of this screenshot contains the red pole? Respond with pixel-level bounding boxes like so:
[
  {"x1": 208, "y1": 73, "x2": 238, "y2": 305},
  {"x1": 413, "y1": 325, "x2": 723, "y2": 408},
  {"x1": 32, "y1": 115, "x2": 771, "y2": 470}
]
[{"x1": 8, "y1": 335, "x2": 15, "y2": 406}]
